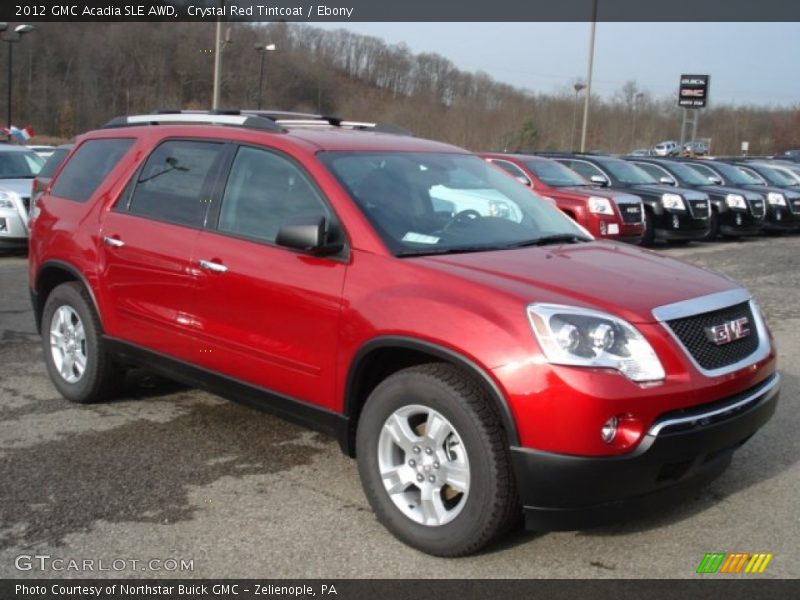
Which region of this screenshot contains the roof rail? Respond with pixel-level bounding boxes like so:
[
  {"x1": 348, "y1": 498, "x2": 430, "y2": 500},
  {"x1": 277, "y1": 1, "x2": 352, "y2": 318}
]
[
  {"x1": 102, "y1": 109, "x2": 412, "y2": 136},
  {"x1": 102, "y1": 110, "x2": 285, "y2": 132}
]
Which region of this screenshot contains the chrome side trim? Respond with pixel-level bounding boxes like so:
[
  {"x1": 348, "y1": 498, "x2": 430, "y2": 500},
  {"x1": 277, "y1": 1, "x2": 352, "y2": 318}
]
[
  {"x1": 651, "y1": 288, "x2": 751, "y2": 322},
  {"x1": 648, "y1": 373, "x2": 780, "y2": 437}
]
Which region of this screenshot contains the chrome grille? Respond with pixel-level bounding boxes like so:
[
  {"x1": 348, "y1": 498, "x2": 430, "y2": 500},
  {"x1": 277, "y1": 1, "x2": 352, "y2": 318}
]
[
  {"x1": 687, "y1": 198, "x2": 709, "y2": 219},
  {"x1": 619, "y1": 203, "x2": 643, "y2": 223},
  {"x1": 748, "y1": 198, "x2": 765, "y2": 217}
]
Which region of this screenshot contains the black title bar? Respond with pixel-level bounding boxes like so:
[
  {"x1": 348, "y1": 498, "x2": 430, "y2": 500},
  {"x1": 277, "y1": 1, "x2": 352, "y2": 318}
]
[{"x1": 3, "y1": 0, "x2": 800, "y2": 22}]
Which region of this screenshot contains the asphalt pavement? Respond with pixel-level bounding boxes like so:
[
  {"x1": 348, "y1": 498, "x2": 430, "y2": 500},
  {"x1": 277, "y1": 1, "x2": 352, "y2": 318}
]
[{"x1": 0, "y1": 237, "x2": 798, "y2": 579}]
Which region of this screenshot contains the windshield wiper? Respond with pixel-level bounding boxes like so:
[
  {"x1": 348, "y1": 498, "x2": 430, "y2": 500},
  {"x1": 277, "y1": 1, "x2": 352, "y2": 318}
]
[{"x1": 505, "y1": 234, "x2": 590, "y2": 248}]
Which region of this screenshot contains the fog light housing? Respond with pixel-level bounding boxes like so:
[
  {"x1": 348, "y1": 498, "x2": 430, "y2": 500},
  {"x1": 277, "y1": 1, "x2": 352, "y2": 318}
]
[
  {"x1": 599, "y1": 221, "x2": 608, "y2": 236},
  {"x1": 601, "y1": 416, "x2": 619, "y2": 444},
  {"x1": 672, "y1": 214, "x2": 680, "y2": 228},
  {"x1": 736, "y1": 213, "x2": 743, "y2": 225},
  {"x1": 0, "y1": 218, "x2": 7, "y2": 233},
  {"x1": 776, "y1": 211, "x2": 782, "y2": 221}
]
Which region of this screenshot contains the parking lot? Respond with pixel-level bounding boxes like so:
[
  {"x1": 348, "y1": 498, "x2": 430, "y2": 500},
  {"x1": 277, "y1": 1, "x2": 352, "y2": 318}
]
[{"x1": 0, "y1": 236, "x2": 798, "y2": 579}]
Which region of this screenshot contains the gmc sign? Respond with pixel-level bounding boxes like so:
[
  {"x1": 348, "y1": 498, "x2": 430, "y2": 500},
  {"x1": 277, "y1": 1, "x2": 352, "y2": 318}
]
[{"x1": 678, "y1": 74, "x2": 711, "y2": 108}]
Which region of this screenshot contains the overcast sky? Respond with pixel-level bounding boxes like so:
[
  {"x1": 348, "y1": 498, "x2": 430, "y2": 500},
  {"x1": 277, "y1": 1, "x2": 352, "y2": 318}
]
[{"x1": 311, "y1": 22, "x2": 800, "y2": 107}]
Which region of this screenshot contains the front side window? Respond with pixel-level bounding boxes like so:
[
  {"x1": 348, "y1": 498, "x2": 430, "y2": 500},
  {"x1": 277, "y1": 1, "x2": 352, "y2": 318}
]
[
  {"x1": 559, "y1": 159, "x2": 604, "y2": 182},
  {"x1": 217, "y1": 146, "x2": 333, "y2": 244},
  {"x1": 750, "y1": 165, "x2": 795, "y2": 186},
  {"x1": 490, "y1": 160, "x2": 531, "y2": 184},
  {"x1": 320, "y1": 152, "x2": 588, "y2": 255},
  {"x1": 51, "y1": 139, "x2": 133, "y2": 202},
  {"x1": 128, "y1": 140, "x2": 224, "y2": 228},
  {"x1": 599, "y1": 159, "x2": 657, "y2": 185},
  {"x1": 662, "y1": 161, "x2": 711, "y2": 186},
  {"x1": 635, "y1": 163, "x2": 671, "y2": 182}
]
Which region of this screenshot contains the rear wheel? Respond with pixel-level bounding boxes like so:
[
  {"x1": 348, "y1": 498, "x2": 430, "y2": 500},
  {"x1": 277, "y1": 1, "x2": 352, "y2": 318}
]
[
  {"x1": 42, "y1": 282, "x2": 122, "y2": 404},
  {"x1": 356, "y1": 363, "x2": 518, "y2": 556}
]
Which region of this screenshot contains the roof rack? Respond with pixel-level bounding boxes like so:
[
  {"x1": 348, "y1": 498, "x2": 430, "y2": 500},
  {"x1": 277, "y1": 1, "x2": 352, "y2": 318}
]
[
  {"x1": 103, "y1": 110, "x2": 285, "y2": 132},
  {"x1": 102, "y1": 109, "x2": 412, "y2": 136}
]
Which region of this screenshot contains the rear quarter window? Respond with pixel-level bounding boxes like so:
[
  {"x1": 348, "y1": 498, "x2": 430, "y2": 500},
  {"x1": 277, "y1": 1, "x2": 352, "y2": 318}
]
[
  {"x1": 38, "y1": 148, "x2": 71, "y2": 178},
  {"x1": 51, "y1": 139, "x2": 134, "y2": 202}
]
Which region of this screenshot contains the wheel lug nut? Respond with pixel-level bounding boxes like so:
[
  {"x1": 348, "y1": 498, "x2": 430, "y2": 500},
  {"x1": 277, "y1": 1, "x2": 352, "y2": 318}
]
[
  {"x1": 408, "y1": 459, "x2": 416, "y2": 467},
  {"x1": 416, "y1": 474, "x2": 424, "y2": 482},
  {"x1": 428, "y1": 476, "x2": 436, "y2": 483},
  {"x1": 433, "y1": 462, "x2": 439, "y2": 469},
  {"x1": 413, "y1": 446, "x2": 421, "y2": 454},
  {"x1": 425, "y1": 447, "x2": 433, "y2": 455}
]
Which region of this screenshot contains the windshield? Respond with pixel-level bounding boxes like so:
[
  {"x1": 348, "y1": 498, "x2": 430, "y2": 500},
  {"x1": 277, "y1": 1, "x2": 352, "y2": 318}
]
[
  {"x1": 751, "y1": 165, "x2": 797, "y2": 186},
  {"x1": 524, "y1": 159, "x2": 589, "y2": 187},
  {"x1": 599, "y1": 159, "x2": 658, "y2": 185},
  {"x1": 712, "y1": 162, "x2": 764, "y2": 186},
  {"x1": 0, "y1": 150, "x2": 44, "y2": 179},
  {"x1": 320, "y1": 152, "x2": 589, "y2": 255},
  {"x1": 663, "y1": 161, "x2": 711, "y2": 186}
]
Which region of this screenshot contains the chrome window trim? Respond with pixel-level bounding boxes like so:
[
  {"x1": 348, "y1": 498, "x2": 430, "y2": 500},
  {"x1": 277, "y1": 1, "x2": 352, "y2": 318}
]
[
  {"x1": 652, "y1": 289, "x2": 771, "y2": 378},
  {"x1": 648, "y1": 372, "x2": 780, "y2": 436}
]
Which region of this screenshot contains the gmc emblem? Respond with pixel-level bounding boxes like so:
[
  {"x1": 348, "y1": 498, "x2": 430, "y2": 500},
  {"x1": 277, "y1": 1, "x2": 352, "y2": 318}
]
[
  {"x1": 626, "y1": 206, "x2": 640, "y2": 213},
  {"x1": 704, "y1": 317, "x2": 750, "y2": 346}
]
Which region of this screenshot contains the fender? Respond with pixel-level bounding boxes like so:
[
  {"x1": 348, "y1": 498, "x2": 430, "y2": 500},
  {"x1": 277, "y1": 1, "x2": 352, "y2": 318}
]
[
  {"x1": 343, "y1": 335, "x2": 520, "y2": 455},
  {"x1": 32, "y1": 259, "x2": 103, "y2": 333}
]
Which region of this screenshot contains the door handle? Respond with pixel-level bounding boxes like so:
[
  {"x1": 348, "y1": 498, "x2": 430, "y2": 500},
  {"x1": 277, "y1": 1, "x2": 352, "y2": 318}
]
[
  {"x1": 103, "y1": 236, "x2": 125, "y2": 248},
  {"x1": 198, "y1": 259, "x2": 228, "y2": 273}
]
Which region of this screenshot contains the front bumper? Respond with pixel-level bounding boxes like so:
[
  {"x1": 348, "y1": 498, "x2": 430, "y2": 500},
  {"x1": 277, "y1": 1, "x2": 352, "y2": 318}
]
[
  {"x1": 511, "y1": 372, "x2": 780, "y2": 531},
  {"x1": 763, "y1": 205, "x2": 800, "y2": 231},
  {"x1": 653, "y1": 212, "x2": 709, "y2": 241}
]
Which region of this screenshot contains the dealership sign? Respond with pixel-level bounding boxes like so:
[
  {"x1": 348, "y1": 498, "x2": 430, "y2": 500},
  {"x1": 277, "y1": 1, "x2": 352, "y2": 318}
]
[{"x1": 679, "y1": 74, "x2": 710, "y2": 108}]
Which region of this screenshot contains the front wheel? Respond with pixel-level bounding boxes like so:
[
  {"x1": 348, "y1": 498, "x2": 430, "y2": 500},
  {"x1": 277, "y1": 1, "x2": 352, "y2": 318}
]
[
  {"x1": 42, "y1": 282, "x2": 122, "y2": 404},
  {"x1": 356, "y1": 363, "x2": 518, "y2": 556}
]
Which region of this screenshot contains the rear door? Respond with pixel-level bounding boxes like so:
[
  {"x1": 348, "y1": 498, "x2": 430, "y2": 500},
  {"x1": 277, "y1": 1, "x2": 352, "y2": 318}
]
[
  {"x1": 98, "y1": 139, "x2": 227, "y2": 361},
  {"x1": 190, "y1": 144, "x2": 348, "y2": 409}
]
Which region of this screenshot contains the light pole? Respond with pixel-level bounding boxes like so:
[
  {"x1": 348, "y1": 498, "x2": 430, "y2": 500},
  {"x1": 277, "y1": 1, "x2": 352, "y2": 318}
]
[
  {"x1": 579, "y1": 0, "x2": 598, "y2": 152},
  {"x1": 571, "y1": 82, "x2": 586, "y2": 151},
  {"x1": 255, "y1": 43, "x2": 276, "y2": 110},
  {"x1": 0, "y1": 23, "x2": 35, "y2": 139},
  {"x1": 630, "y1": 92, "x2": 644, "y2": 149},
  {"x1": 211, "y1": 1, "x2": 231, "y2": 110}
]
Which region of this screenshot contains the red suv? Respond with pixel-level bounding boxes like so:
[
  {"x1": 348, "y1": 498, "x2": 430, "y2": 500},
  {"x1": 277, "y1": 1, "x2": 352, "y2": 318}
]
[
  {"x1": 29, "y1": 111, "x2": 779, "y2": 557},
  {"x1": 482, "y1": 153, "x2": 645, "y2": 243}
]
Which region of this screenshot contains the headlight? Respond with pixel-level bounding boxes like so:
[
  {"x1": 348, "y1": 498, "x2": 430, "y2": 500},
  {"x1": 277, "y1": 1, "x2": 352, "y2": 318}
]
[
  {"x1": 527, "y1": 304, "x2": 666, "y2": 383},
  {"x1": 588, "y1": 196, "x2": 614, "y2": 215},
  {"x1": 725, "y1": 194, "x2": 746, "y2": 209},
  {"x1": 661, "y1": 193, "x2": 685, "y2": 210},
  {"x1": 0, "y1": 190, "x2": 19, "y2": 210},
  {"x1": 767, "y1": 192, "x2": 786, "y2": 206}
]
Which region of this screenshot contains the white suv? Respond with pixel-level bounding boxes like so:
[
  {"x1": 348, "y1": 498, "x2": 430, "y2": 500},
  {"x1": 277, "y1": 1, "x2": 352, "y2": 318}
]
[{"x1": 653, "y1": 141, "x2": 679, "y2": 156}]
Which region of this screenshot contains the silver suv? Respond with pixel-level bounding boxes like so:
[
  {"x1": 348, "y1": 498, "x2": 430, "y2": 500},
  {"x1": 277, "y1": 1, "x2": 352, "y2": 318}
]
[{"x1": 0, "y1": 145, "x2": 44, "y2": 249}]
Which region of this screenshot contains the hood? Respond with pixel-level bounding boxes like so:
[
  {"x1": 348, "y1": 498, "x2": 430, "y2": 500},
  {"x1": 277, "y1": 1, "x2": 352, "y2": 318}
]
[
  {"x1": 415, "y1": 241, "x2": 739, "y2": 324},
  {"x1": 628, "y1": 183, "x2": 707, "y2": 200},
  {"x1": 559, "y1": 187, "x2": 641, "y2": 204},
  {"x1": 0, "y1": 178, "x2": 34, "y2": 199},
  {"x1": 697, "y1": 184, "x2": 764, "y2": 201},
  {"x1": 740, "y1": 183, "x2": 800, "y2": 199}
]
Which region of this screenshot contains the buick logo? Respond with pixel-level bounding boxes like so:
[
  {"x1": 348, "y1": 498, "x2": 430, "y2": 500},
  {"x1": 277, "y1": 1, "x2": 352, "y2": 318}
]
[{"x1": 704, "y1": 317, "x2": 750, "y2": 346}]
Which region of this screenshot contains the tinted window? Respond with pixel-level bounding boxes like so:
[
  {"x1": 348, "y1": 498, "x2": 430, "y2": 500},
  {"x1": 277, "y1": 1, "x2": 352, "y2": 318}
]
[
  {"x1": 51, "y1": 139, "x2": 134, "y2": 202},
  {"x1": 599, "y1": 159, "x2": 657, "y2": 185},
  {"x1": 561, "y1": 160, "x2": 604, "y2": 181},
  {"x1": 217, "y1": 146, "x2": 331, "y2": 244},
  {"x1": 635, "y1": 163, "x2": 671, "y2": 181},
  {"x1": 38, "y1": 148, "x2": 71, "y2": 178},
  {"x1": 0, "y1": 149, "x2": 44, "y2": 179},
  {"x1": 524, "y1": 160, "x2": 589, "y2": 187},
  {"x1": 128, "y1": 140, "x2": 223, "y2": 228}
]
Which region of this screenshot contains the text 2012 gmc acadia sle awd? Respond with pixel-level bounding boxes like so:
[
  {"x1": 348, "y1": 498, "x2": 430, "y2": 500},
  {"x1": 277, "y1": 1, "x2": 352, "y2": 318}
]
[{"x1": 28, "y1": 111, "x2": 780, "y2": 557}]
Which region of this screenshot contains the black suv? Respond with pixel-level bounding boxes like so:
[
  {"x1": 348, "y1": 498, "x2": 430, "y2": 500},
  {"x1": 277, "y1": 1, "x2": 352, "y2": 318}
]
[
  {"x1": 678, "y1": 159, "x2": 800, "y2": 233},
  {"x1": 625, "y1": 157, "x2": 766, "y2": 240},
  {"x1": 545, "y1": 154, "x2": 711, "y2": 245}
]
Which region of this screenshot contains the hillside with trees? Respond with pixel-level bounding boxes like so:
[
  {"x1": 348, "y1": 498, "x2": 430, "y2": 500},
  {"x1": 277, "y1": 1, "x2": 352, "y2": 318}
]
[{"x1": 6, "y1": 21, "x2": 799, "y2": 154}]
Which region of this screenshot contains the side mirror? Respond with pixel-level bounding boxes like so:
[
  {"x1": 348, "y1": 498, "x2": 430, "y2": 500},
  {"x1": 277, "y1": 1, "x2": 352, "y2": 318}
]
[
  {"x1": 276, "y1": 215, "x2": 343, "y2": 256},
  {"x1": 708, "y1": 176, "x2": 723, "y2": 185},
  {"x1": 590, "y1": 174, "x2": 608, "y2": 187},
  {"x1": 515, "y1": 176, "x2": 532, "y2": 187},
  {"x1": 659, "y1": 176, "x2": 676, "y2": 186}
]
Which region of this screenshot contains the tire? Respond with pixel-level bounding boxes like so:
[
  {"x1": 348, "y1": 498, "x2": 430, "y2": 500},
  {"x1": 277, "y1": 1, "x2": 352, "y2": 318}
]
[
  {"x1": 639, "y1": 207, "x2": 655, "y2": 247},
  {"x1": 701, "y1": 207, "x2": 720, "y2": 242},
  {"x1": 41, "y1": 282, "x2": 122, "y2": 404},
  {"x1": 356, "y1": 363, "x2": 518, "y2": 556}
]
